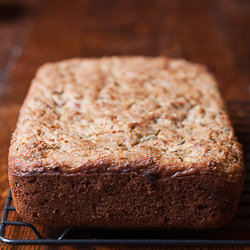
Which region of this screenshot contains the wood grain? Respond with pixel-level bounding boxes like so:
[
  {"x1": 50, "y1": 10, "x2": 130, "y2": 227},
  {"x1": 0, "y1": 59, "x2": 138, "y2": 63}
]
[{"x1": 0, "y1": 0, "x2": 250, "y2": 249}]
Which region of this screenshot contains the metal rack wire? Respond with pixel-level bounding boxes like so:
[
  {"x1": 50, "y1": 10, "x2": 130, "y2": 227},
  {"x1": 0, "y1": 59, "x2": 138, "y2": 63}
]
[{"x1": 1, "y1": 101, "x2": 250, "y2": 246}]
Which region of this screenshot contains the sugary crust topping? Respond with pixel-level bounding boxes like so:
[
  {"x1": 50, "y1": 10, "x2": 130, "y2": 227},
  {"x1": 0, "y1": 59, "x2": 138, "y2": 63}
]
[{"x1": 9, "y1": 57, "x2": 244, "y2": 179}]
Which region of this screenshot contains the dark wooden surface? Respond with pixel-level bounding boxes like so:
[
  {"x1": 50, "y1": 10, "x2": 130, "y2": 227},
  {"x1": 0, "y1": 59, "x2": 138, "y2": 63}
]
[{"x1": 0, "y1": 0, "x2": 250, "y2": 249}]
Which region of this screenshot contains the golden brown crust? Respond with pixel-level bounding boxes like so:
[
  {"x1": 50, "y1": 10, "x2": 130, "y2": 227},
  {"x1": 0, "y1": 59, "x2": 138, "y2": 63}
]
[
  {"x1": 8, "y1": 56, "x2": 245, "y2": 228},
  {"x1": 9, "y1": 56, "x2": 243, "y2": 180}
]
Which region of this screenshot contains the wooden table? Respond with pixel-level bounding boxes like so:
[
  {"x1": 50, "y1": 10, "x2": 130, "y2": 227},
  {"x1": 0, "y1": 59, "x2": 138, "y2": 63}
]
[{"x1": 0, "y1": 0, "x2": 250, "y2": 249}]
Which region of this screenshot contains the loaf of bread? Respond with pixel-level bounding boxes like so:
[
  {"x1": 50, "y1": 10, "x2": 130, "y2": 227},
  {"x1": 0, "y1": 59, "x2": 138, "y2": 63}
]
[{"x1": 8, "y1": 56, "x2": 244, "y2": 228}]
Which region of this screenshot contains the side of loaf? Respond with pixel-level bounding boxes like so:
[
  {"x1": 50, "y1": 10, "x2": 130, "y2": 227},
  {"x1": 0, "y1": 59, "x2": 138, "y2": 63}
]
[{"x1": 8, "y1": 56, "x2": 244, "y2": 228}]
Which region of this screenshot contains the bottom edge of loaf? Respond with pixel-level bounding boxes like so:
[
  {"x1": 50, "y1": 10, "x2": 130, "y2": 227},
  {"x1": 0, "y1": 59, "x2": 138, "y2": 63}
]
[{"x1": 8, "y1": 171, "x2": 243, "y2": 229}]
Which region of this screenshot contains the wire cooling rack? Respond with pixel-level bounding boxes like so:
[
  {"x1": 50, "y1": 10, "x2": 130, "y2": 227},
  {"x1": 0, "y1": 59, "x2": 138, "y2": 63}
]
[{"x1": 1, "y1": 101, "x2": 250, "y2": 246}]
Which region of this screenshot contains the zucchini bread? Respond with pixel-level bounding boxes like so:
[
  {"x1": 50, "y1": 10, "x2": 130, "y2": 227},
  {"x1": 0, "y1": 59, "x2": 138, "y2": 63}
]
[{"x1": 8, "y1": 56, "x2": 244, "y2": 228}]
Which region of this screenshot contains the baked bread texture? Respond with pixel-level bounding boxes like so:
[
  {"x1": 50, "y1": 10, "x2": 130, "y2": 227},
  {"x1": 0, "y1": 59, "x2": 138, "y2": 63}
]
[{"x1": 8, "y1": 56, "x2": 244, "y2": 228}]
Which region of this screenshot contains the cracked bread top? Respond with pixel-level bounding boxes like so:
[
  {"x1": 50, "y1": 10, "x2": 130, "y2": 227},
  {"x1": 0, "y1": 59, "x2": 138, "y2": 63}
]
[{"x1": 9, "y1": 56, "x2": 244, "y2": 179}]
